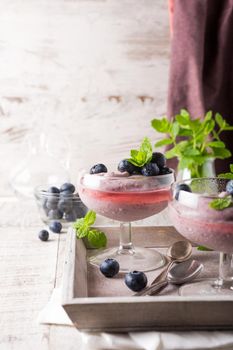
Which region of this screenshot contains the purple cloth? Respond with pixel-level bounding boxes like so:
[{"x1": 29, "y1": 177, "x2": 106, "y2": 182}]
[{"x1": 167, "y1": 0, "x2": 233, "y2": 173}]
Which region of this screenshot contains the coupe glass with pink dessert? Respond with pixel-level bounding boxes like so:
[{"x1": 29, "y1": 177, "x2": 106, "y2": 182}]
[
  {"x1": 78, "y1": 146, "x2": 174, "y2": 272},
  {"x1": 169, "y1": 177, "x2": 233, "y2": 295}
]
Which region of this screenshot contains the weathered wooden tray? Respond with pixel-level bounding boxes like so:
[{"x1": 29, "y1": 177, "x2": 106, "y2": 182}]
[{"x1": 62, "y1": 226, "x2": 233, "y2": 332}]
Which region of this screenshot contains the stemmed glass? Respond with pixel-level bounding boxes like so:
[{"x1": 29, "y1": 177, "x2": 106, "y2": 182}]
[
  {"x1": 78, "y1": 171, "x2": 174, "y2": 272},
  {"x1": 169, "y1": 177, "x2": 233, "y2": 295}
]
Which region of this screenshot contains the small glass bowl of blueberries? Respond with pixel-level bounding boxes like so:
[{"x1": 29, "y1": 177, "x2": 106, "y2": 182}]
[{"x1": 34, "y1": 182, "x2": 88, "y2": 227}]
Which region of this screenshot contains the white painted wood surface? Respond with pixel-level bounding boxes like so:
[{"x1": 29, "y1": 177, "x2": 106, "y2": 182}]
[
  {"x1": 0, "y1": 0, "x2": 169, "y2": 197},
  {"x1": 0, "y1": 0, "x2": 171, "y2": 348}
]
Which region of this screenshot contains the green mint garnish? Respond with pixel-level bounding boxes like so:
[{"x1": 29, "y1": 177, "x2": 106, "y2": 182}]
[
  {"x1": 209, "y1": 195, "x2": 232, "y2": 211},
  {"x1": 73, "y1": 210, "x2": 107, "y2": 248},
  {"x1": 218, "y1": 164, "x2": 233, "y2": 179},
  {"x1": 128, "y1": 137, "x2": 153, "y2": 167},
  {"x1": 151, "y1": 110, "x2": 233, "y2": 178},
  {"x1": 197, "y1": 245, "x2": 213, "y2": 251},
  {"x1": 87, "y1": 229, "x2": 107, "y2": 249}
]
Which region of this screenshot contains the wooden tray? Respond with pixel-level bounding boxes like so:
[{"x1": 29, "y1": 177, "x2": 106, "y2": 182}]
[{"x1": 62, "y1": 226, "x2": 233, "y2": 332}]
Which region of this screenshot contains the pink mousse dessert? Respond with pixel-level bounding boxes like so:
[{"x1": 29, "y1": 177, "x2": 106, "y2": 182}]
[
  {"x1": 78, "y1": 171, "x2": 174, "y2": 222},
  {"x1": 169, "y1": 178, "x2": 233, "y2": 254}
]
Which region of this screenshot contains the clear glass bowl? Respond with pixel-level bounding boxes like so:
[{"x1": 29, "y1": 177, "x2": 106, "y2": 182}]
[{"x1": 34, "y1": 185, "x2": 88, "y2": 227}]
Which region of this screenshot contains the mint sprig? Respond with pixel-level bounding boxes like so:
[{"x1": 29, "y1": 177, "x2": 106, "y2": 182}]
[
  {"x1": 151, "y1": 110, "x2": 233, "y2": 178},
  {"x1": 128, "y1": 137, "x2": 153, "y2": 167},
  {"x1": 209, "y1": 164, "x2": 233, "y2": 211},
  {"x1": 209, "y1": 195, "x2": 232, "y2": 211},
  {"x1": 197, "y1": 245, "x2": 213, "y2": 251},
  {"x1": 73, "y1": 210, "x2": 107, "y2": 248},
  {"x1": 218, "y1": 164, "x2": 233, "y2": 179}
]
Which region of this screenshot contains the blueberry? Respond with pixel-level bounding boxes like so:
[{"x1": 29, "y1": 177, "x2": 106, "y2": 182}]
[
  {"x1": 58, "y1": 198, "x2": 73, "y2": 213},
  {"x1": 124, "y1": 271, "x2": 147, "y2": 292},
  {"x1": 226, "y1": 180, "x2": 233, "y2": 195},
  {"x1": 49, "y1": 221, "x2": 62, "y2": 233},
  {"x1": 118, "y1": 159, "x2": 140, "y2": 174},
  {"x1": 73, "y1": 201, "x2": 88, "y2": 218},
  {"x1": 38, "y1": 229, "x2": 49, "y2": 241},
  {"x1": 48, "y1": 186, "x2": 60, "y2": 194},
  {"x1": 46, "y1": 197, "x2": 59, "y2": 210},
  {"x1": 60, "y1": 190, "x2": 73, "y2": 197},
  {"x1": 141, "y1": 162, "x2": 160, "y2": 176},
  {"x1": 63, "y1": 210, "x2": 77, "y2": 222},
  {"x1": 99, "y1": 258, "x2": 120, "y2": 278},
  {"x1": 159, "y1": 166, "x2": 172, "y2": 175},
  {"x1": 60, "y1": 183, "x2": 75, "y2": 194},
  {"x1": 90, "y1": 164, "x2": 108, "y2": 174},
  {"x1": 48, "y1": 209, "x2": 63, "y2": 220},
  {"x1": 151, "y1": 152, "x2": 166, "y2": 168},
  {"x1": 175, "y1": 183, "x2": 192, "y2": 200}
]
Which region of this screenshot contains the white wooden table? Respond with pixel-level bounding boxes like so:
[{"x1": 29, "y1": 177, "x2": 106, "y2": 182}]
[
  {"x1": 0, "y1": 1, "x2": 170, "y2": 348},
  {"x1": 0, "y1": 197, "x2": 85, "y2": 349},
  {"x1": 0, "y1": 194, "x2": 172, "y2": 349}
]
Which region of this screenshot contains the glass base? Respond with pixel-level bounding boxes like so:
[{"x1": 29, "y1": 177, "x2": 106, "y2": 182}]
[
  {"x1": 179, "y1": 278, "x2": 233, "y2": 296},
  {"x1": 88, "y1": 246, "x2": 165, "y2": 273}
]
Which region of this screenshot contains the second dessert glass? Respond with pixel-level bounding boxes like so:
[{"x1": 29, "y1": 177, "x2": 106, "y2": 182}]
[
  {"x1": 78, "y1": 171, "x2": 174, "y2": 272},
  {"x1": 169, "y1": 177, "x2": 233, "y2": 295}
]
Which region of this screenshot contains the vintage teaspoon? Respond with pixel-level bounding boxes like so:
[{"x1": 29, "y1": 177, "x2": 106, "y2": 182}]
[
  {"x1": 135, "y1": 259, "x2": 203, "y2": 296},
  {"x1": 136, "y1": 240, "x2": 192, "y2": 296}
]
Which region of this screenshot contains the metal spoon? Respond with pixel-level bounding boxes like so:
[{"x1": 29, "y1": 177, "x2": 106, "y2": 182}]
[
  {"x1": 137, "y1": 240, "x2": 192, "y2": 296},
  {"x1": 135, "y1": 259, "x2": 203, "y2": 296}
]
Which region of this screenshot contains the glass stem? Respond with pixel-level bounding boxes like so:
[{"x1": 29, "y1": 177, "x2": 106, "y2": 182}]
[
  {"x1": 118, "y1": 222, "x2": 135, "y2": 256},
  {"x1": 217, "y1": 252, "x2": 233, "y2": 288}
]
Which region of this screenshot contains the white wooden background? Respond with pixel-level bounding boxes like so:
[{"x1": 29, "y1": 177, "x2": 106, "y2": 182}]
[
  {"x1": 0, "y1": 0, "x2": 170, "y2": 197},
  {"x1": 0, "y1": 2, "x2": 171, "y2": 349}
]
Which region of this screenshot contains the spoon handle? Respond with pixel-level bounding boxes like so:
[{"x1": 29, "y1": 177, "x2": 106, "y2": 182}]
[
  {"x1": 134, "y1": 280, "x2": 168, "y2": 296},
  {"x1": 151, "y1": 260, "x2": 175, "y2": 286},
  {"x1": 134, "y1": 261, "x2": 176, "y2": 296}
]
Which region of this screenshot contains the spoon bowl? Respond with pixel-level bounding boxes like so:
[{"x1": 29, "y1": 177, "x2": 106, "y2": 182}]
[
  {"x1": 149, "y1": 240, "x2": 193, "y2": 288},
  {"x1": 167, "y1": 259, "x2": 203, "y2": 284},
  {"x1": 167, "y1": 240, "x2": 193, "y2": 262}
]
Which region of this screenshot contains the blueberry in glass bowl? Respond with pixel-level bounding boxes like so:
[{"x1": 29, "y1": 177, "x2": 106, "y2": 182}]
[{"x1": 34, "y1": 183, "x2": 88, "y2": 226}]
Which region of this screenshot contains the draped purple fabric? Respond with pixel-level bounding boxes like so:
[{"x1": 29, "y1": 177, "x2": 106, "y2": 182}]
[{"x1": 167, "y1": 0, "x2": 233, "y2": 173}]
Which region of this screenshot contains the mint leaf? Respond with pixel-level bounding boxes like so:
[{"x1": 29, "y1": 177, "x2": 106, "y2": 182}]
[
  {"x1": 223, "y1": 124, "x2": 233, "y2": 131},
  {"x1": 209, "y1": 195, "x2": 232, "y2": 210},
  {"x1": 175, "y1": 114, "x2": 190, "y2": 127},
  {"x1": 207, "y1": 141, "x2": 225, "y2": 148},
  {"x1": 74, "y1": 223, "x2": 89, "y2": 238},
  {"x1": 73, "y1": 211, "x2": 108, "y2": 248},
  {"x1": 203, "y1": 120, "x2": 215, "y2": 135},
  {"x1": 212, "y1": 148, "x2": 231, "y2": 159},
  {"x1": 197, "y1": 245, "x2": 213, "y2": 251},
  {"x1": 183, "y1": 147, "x2": 201, "y2": 157},
  {"x1": 218, "y1": 172, "x2": 233, "y2": 179},
  {"x1": 218, "y1": 164, "x2": 233, "y2": 179},
  {"x1": 84, "y1": 210, "x2": 96, "y2": 226},
  {"x1": 180, "y1": 109, "x2": 190, "y2": 117},
  {"x1": 73, "y1": 217, "x2": 85, "y2": 229},
  {"x1": 87, "y1": 229, "x2": 107, "y2": 248},
  {"x1": 215, "y1": 113, "x2": 225, "y2": 129},
  {"x1": 128, "y1": 137, "x2": 152, "y2": 167},
  {"x1": 204, "y1": 111, "x2": 213, "y2": 122},
  {"x1": 171, "y1": 121, "x2": 180, "y2": 138},
  {"x1": 140, "y1": 136, "x2": 152, "y2": 154},
  {"x1": 151, "y1": 118, "x2": 171, "y2": 133},
  {"x1": 154, "y1": 138, "x2": 173, "y2": 147}
]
